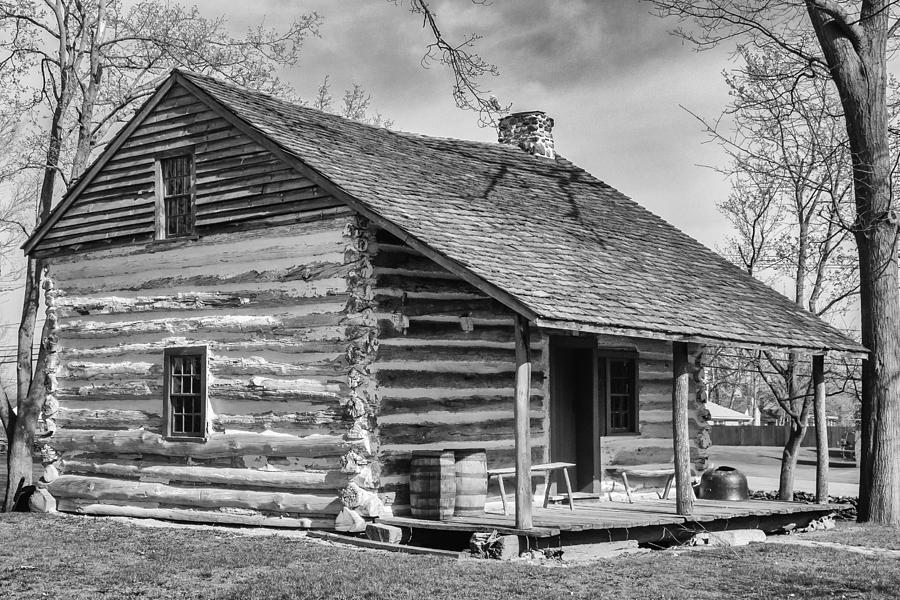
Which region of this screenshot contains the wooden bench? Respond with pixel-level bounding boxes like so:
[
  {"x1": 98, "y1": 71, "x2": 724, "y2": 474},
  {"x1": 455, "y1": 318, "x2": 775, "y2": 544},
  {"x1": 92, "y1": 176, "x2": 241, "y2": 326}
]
[
  {"x1": 488, "y1": 461, "x2": 576, "y2": 515},
  {"x1": 605, "y1": 466, "x2": 696, "y2": 503}
]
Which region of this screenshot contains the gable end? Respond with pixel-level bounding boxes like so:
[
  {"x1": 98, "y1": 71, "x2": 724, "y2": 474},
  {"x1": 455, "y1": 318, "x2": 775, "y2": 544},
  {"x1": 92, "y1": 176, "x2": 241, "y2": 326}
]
[{"x1": 26, "y1": 81, "x2": 344, "y2": 258}]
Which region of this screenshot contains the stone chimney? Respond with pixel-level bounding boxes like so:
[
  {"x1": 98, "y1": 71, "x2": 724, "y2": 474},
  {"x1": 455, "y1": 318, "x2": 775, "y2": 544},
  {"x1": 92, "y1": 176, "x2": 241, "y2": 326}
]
[{"x1": 497, "y1": 111, "x2": 555, "y2": 159}]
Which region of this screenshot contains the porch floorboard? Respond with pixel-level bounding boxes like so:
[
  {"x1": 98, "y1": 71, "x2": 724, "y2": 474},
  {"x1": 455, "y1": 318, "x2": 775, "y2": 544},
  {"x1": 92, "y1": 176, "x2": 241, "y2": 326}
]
[{"x1": 378, "y1": 498, "x2": 844, "y2": 539}]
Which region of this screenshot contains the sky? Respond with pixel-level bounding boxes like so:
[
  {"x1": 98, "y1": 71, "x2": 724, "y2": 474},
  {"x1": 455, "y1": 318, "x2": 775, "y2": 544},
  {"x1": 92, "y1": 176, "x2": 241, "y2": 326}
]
[
  {"x1": 0, "y1": 1, "x2": 742, "y2": 366},
  {"x1": 231, "y1": 0, "x2": 737, "y2": 247}
]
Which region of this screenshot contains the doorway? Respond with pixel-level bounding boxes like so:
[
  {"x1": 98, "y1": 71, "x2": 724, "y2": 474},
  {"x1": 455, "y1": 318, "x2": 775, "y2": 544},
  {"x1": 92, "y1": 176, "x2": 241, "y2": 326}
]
[{"x1": 549, "y1": 336, "x2": 600, "y2": 494}]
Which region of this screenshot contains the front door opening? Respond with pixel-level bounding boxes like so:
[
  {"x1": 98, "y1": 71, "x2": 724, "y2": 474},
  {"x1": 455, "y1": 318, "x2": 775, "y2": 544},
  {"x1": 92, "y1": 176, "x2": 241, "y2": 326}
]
[{"x1": 549, "y1": 338, "x2": 598, "y2": 494}]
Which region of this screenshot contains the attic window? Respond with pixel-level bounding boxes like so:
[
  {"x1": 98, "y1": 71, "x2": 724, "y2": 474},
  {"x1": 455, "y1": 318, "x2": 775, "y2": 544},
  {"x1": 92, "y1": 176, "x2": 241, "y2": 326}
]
[{"x1": 159, "y1": 154, "x2": 195, "y2": 238}]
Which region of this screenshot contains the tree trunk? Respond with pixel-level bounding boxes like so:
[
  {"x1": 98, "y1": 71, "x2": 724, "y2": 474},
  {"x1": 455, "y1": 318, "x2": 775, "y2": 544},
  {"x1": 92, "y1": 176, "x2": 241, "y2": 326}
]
[
  {"x1": 16, "y1": 259, "x2": 42, "y2": 402},
  {"x1": 4, "y1": 320, "x2": 51, "y2": 511},
  {"x1": 856, "y1": 222, "x2": 900, "y2": 523},
  {"x1": 776, "y1": 352, "x2": 807, "y2": 501},
  {"x1": 779, "y1": 419, "x2": 808, "y2": 501},
  {"x1": 807, "y1": 0, "x2": 900, "y2": 525}
]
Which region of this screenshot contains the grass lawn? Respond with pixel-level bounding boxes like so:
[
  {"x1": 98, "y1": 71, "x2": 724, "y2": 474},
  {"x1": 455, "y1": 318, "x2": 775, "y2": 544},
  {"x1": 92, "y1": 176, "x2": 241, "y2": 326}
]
[
  {"x1": 802, "y1": 521, "x2": 900, "y2": 550},
  {"x1": 0, "y1": 513, "x2": 898, "y2": 599}
]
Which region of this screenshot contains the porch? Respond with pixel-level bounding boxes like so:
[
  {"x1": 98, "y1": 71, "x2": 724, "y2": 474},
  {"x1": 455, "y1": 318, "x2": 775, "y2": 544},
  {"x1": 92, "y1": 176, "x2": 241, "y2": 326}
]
[{"x1": 378, "y1": 497, "x2": 843, "y2": 548}]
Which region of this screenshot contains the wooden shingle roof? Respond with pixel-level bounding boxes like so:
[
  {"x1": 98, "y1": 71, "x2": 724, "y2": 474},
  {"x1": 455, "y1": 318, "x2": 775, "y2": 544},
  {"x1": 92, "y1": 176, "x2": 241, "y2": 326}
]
[{"x1": 27, "y1": 70, "x2": 866, "y2": 354}]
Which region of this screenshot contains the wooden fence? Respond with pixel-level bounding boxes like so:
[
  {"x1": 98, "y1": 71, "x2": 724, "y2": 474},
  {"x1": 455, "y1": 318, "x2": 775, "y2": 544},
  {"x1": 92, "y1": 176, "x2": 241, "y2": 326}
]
[{"x1": 710, "y1": 425, "x2": 855, "y2": 448}]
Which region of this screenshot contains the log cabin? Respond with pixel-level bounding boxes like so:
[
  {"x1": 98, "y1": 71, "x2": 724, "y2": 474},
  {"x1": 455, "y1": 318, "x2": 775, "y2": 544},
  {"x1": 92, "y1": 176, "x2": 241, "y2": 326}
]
[{"x1": 22, "y1": 70, "x2": 865, "y2": 531}]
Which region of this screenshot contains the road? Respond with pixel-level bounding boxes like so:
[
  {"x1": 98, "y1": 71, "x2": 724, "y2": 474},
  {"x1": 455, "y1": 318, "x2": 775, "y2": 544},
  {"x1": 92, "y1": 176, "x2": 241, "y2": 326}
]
[{"x1": 709, "y1": 445, "x2": 859, "y2": 497}]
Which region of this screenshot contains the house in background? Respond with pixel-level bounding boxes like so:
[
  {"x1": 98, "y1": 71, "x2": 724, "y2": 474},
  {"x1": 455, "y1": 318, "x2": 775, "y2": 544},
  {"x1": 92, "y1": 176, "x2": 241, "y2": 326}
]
[
  {"x1": 705, "y1": 401, "x2": 755, "y2": 426},
  {"x1": 22, "y1": 70, "x2": 864, "y2": 530}
]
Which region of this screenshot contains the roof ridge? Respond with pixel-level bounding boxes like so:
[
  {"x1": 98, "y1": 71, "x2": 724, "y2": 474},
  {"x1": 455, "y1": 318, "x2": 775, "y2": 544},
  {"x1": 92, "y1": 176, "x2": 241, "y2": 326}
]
[{"x1": 174, "y1": 68, "x2": 577, "y2": 167}]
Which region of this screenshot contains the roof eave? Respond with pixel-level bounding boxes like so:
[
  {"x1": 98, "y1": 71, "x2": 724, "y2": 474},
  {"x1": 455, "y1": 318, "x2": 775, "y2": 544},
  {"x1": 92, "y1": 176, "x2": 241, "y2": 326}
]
[{"x1": 533, "y1": 317, "x2": 868, "y2": 358}]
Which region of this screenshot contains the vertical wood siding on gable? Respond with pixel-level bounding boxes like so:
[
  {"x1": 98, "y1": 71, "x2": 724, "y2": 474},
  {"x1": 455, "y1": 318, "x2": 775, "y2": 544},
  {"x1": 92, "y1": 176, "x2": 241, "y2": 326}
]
[
  {"x1": 33, "y1": 83, "x2": 341, "y2": 257},
  {"x1": 43, "y1": 216, "x2": 363, "y2": 526},
  {"x1": 369, "y1": 228, "x2": 550, "y2": 514}
]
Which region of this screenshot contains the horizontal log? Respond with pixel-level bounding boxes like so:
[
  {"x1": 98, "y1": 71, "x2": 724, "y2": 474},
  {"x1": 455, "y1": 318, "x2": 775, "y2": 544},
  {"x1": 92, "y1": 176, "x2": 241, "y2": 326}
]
[
  {"x1": 638, "y1": 422, "x2": 676, "y2": 439},
  {"x1": 59, "y1": 374, "x2": 346, "y2": 401},
  {"x1": 212, "y1": 400, "x2": 344, "y2": 417},
  {"x1": 600, "y1": 436, "x2": 676, "y2": 467},
  {"x1": 55, "y1": 406, "x2": 345, "y2": 435},
  {"x1": 50, "y1": 429, "x2": 347, "y2": 458},
  {"x1": 379, "y1": 393, "x2": 543, "y2": 415},
  {"x1": 58, "y1": 308, "x2": 347, "y2": 339},
  {"x1": 59, "y1": 338, "x2": 346, "y2": 359},
  {"x1": 61, "y1": 460, "x2": 351, "y2": 490},
  {"x1": 375, "y1": 344, "x2": 524, "y2": 364},
  {"x1": 378, "y1": 435, "x2": 546, "y2": 454},
  {"x1": 378, "y1": 418, "x2": 543, "y2": 445},
  {"x1": 56, "y1": 501, "x2": 330, "y2": 528},
  {"x1": 377, "y1": 321, "x2": 522, "y2": 343},
  {"x1": 62, "y1": 353, "x2": 344, "y2": 380},
  {"x1": 48, "y1": 475, "x2": 344, "y2": 515},
  {"x1": 374, "y1": 272, "x2": 485, "y2": 294},
  {"x1": 55, "y1": 408, "x2": 162, "y2": 431},
  {"x1": 378, "y1": 409, "x2": 543, "y2": 426},
  {"x1": 378, "y1": 385, "x2": 543, "y2": 401},
  {"x1": 375, "y1": 296, "x2": 504, "y2": 318},
  {"x1": 49, "y1": 216, "x2": 347, "y2": 266},
  {"x1": 374, "y1": 360, "x2": 517, "y2": 375},
  {"x1": 375, "y1": 369, "x2": 544, "y2": 390},
  {"x1": 56, "y1": 280, "x2": 349, "y2": 317}
]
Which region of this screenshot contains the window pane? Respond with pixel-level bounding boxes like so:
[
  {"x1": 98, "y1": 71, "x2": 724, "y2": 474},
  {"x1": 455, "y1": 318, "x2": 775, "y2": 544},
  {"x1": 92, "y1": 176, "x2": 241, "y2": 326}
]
[
  {"x1": 167, "y1": 350, "x2": 204, "y2": 436},
  {"x1": 604, "y1": 357, "x2": 636, "y2": 433}
]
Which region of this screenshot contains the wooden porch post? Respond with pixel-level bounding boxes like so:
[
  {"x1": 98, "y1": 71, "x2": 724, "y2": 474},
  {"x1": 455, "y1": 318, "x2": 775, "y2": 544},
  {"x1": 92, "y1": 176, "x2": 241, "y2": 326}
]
[
  {"x1": 514, "y1": 314, "x2": 533, "y2": 530},
  {"x1": 672, "y1": 341, "x2": 693, "y2": 516},
  {"x1": 812, "y1": 354, "x2": 829, "y2": 503}
]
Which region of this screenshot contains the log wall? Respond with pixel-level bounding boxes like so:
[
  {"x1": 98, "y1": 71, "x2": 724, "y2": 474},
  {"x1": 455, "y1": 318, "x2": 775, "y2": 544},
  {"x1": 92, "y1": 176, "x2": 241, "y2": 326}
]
[
  {"x1": 597, "y1": 336, "x2": 705, "y2": 495},
  {"x1": 369, "y1": 228, "x2": 548, "y2": 514},
  {"x1": 43, "y1": 210, "x2": 368, "y2": 526}
]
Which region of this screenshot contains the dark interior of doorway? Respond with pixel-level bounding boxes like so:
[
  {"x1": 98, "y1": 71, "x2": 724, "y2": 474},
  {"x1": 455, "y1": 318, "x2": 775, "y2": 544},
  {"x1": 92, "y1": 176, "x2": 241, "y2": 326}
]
[{"x1": 550, "y1": 339, "x2": 596, "y2": 493}]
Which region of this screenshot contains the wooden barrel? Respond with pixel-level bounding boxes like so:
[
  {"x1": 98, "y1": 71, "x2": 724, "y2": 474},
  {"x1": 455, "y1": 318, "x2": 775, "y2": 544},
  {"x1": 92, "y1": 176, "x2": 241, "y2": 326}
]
[
  {"x1": 409, "y1": 450, "x2": 456, "y2": 520},
  {"x1": 453, "y1": 449, "x2": 487, "y2": 517}
]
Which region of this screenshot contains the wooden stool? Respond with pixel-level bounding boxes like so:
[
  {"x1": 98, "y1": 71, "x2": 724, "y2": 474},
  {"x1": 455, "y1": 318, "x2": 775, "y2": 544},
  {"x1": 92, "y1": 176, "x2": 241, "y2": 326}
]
[
  {"x1": 488, "y1": 461, "x2": 577, "y2": 515},
  {"x1": 606, "y1": 466, "x2": 695, "y2": 503}
]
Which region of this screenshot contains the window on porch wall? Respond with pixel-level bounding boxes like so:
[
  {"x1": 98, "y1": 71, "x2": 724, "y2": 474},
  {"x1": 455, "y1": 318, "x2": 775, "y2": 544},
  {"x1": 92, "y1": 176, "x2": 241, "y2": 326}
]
[{"x1": 599, "y1": 355, "x2": 638, "y2": 435}]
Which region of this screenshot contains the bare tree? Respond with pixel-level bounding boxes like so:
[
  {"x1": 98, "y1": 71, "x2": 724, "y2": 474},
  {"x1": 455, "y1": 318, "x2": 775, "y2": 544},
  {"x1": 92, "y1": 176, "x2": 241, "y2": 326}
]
[
  {"x1": 312, "y1": 76, "x2": 394, "y2": 128},
  {"x1": 402, "y1": 0, "x2": 509, "y2": 126},
  {"x1": 649, "y1": 0, "x2": 900, "y2": 524},
  {"x1": 700, "y1": 47, "x2": 861, "y2": 499}
]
